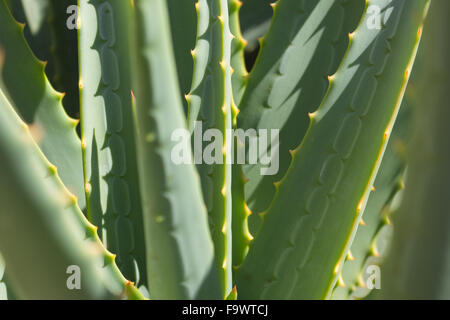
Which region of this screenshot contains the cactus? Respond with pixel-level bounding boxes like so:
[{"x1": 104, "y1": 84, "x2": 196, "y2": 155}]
[{"x1": 0, "y1": 0, "x2": 445, "y2": 300}]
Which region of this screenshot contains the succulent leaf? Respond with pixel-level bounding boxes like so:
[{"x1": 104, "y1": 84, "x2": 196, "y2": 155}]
[
  {"x1": 236, "y1": 0, "x2": 429, "y2": 299},
  {"x1": 78, "y1": 0, "x2": 147, "y2": 289},
  {"x1": 130, "y1": 0, "x2": 221, "y2": 300},
  {"x1": 332, "y1": 102, "x2": 411, "y2": 300},
  {"x1": 0, "y1": 88, "x2": 144, "y2": 300},
  {"x1": 187, "y1": 0, "x2": 234, "y2": 297},
  {"x1": 231, "y1": 158, "x2": 252, "y2": 272},
  {"x1": 0, "y1": 0, "x2": 437, "y2": 302},
  {"x1": 0, "y1": 0, "x2": 85, "y2": 210},
  {"x1": 6, "y1": 0, "x2": 53, "y2": 63},
  {"x1": 237, "y1": 0, "x2": 365, "y2": 215},
  {"x1": 229, "y1": 0, "x2": 248, "y2": 106}
]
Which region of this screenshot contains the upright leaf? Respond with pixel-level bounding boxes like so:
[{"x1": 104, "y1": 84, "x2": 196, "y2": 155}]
[
  {"x1": 131, "y1": 0, "x2": 221, "y2": 299},
  {"x1": 78, "y1": 0, "x2": 147, "y2": 289},
  {"x1": 236, "y1": 0, "x2": 429, "y2": 299},
  {"x1": 237, "y1": 0, "x2": 365, "y2": 216},
  {"x1": 332, "y1": 103, "x2": 411, "y2": 299},
  {"x1": 229, "y1": 0, "x2": 248, "y2": 106},
  {"x1": 186, "y1": 0, "x2": 234, "y2": 297}
]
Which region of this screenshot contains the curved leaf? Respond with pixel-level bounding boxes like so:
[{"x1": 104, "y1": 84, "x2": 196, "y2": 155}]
[
  {"x1": 0, "y1": 88, "x2": 144, "y2": 300},
  {"x1": 236, "y1": 0, "x2": 429, "y2": 299},
  {"x1": 238, "y1": 0, "x2": 365, "y2": 215},
  {"x1": 0, "y1": 0, "x2": 85, "y2": 210}
]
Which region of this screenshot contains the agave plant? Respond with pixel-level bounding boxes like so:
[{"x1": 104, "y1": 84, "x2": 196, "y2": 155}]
[{"x1": 0, "y1": 0, "x2": 438, "y2": 300}]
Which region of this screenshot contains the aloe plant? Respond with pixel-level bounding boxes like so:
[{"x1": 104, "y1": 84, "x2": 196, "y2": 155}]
[{"x1": 0, "y1": 0, "x2": 438, "y2": 300}]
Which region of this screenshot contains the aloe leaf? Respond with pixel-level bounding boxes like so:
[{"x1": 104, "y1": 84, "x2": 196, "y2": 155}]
[
  {"x1": 381, "y1": 0, "x2": 450, "y2": 299},
  {"x1": 230, "y1": 0, "x2": 251, "y2": 268},
  {"x1": 237, "y1": 0, "x2": 365, "y2": 215},
  {"x1": 231, "y1": 158, "x2": 252, "y2": 271},
  {"x1": 78, "y1": 0, "x2": 147, "y2": 290},
  {"x1": 7, "y1": 0, "x2": 80, "y2": 118},
  {"x1": 131, "y1": 0, "x2": 221, "y2": 299},
  {"x1": 6, "y1": 0, "x2": 53, "y2": 63},
  {"x1": 167, "y1": 0, "x2": 197, "y2": 116},
  {"x1": 0, "y1": 0, "x2": 85, "y2": 210},
  {"x1": 0, "y1": 89, "x2": 144, "y2": 300},
  {"x1": 186, "y1": 0, "x2": 234, "y2": 297},
  {"x1": 229, "y1": 0, "x2": 248, "y2": 106},
  {"x1": 332, "y1": 102, "x2": 411, "y2": 300},
  {"x1": 236, "y1": 0, "x2": 429, "y2": 299}
]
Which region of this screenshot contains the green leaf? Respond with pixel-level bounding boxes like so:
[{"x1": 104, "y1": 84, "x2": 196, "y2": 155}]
[
  {"x1": 237, "y1": 0, "x2": 365, "y2": 215},
  {"x1": 131, "y1": 0, "x2": 221, "y2": 299},
  {"x1": 78, "y1": 0, "x2": 147, "y2": 289},
  {"x1": 186, "y1": 0, "x2": 234, "y2": 297},
  {"x1": 0, "y1": 88, "x2": 144, "y2": 300},
  {"x1": 229, "y1": 0, "x2": 248, "y2": 106},
  {"x1": 236, "y1": 0, "x2": 429, "y2": 299},
  {"x1": 231, "y1": 158, "x2": 252, "y2": 271},
  {"x1": 0, "y1": 0, "x2": 85, "y2": 210},
  {"x1": 6, "y1": 0, "x2": 53, "y2": 63},
  {"x1": 332, "y1": 102, "x2": 411, "y2": 300}
]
